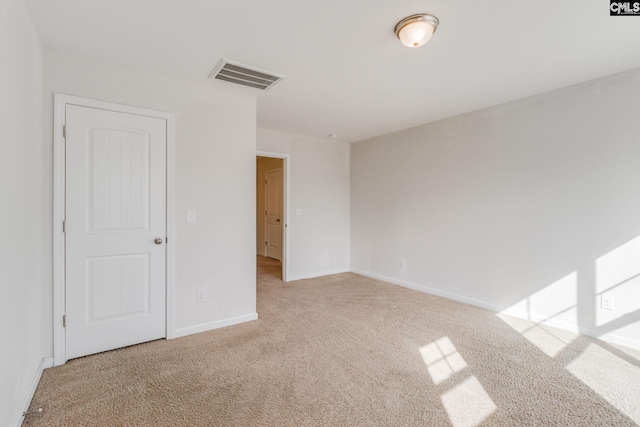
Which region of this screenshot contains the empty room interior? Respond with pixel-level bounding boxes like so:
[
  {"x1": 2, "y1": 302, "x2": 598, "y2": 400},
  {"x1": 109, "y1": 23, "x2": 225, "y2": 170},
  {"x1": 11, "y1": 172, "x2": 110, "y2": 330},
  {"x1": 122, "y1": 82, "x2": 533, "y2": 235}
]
[{"x1": 3, "y1": 0, "x2": 640, "y2": 426}]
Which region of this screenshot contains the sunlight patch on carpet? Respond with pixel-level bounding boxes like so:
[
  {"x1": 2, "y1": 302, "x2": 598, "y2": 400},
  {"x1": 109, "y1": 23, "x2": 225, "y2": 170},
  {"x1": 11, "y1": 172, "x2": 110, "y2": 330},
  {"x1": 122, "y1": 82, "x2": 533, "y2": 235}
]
[
  {"x1": 420, "y1": 337, "x2": 468, "y2": 385},
  {"x1": 566, "y1": 343, "x2": 640, "y2": 424},
  {"x1": 497, "y1": 313, "x2": 577, "y2": 358},
  {"x1": 441, "y1": 376, "x2": 497, "y2": 427},
  {"x1": 420, "y1": 337, "x2": 496, "y2": 426}
]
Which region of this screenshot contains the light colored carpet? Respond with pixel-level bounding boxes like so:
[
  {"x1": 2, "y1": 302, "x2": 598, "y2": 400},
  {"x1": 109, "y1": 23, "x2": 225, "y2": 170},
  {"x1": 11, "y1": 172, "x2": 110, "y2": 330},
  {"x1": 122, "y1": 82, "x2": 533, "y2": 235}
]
[{"x1": 25, "y1": 256, "x2": 640, "y2": 426}]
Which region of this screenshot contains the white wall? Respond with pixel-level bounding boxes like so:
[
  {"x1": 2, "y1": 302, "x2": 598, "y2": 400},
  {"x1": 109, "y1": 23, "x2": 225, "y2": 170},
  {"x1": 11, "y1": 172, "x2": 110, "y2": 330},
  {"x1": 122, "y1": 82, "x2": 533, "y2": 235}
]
[
  {"x1": 44, "y1": 49, "x2": 258, "y2": 335},
  {"x1": 0, "y1": 1, "x2": 48, "y2": 426},
  {"x1": 351, "y1": 69, "x2": 640, "y2": 349},
  {"x1": 258, "y1": 128, "x2": 350, "y2": 280}
]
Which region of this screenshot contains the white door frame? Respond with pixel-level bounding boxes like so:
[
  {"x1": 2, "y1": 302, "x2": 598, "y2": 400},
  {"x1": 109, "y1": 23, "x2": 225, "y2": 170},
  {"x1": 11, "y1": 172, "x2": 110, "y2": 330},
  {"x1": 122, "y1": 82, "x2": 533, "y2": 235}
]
[
  {"x1": 256, "y1": 151, "x2": 290, "y2": 282},
  {"x1": 53, "y1": 94, "x2": 176, "y2": 366}
]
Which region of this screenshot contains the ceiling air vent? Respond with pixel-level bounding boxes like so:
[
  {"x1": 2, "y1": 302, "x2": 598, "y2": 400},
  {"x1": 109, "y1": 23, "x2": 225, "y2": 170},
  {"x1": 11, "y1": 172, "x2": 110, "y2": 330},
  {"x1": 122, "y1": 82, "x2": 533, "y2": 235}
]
[{"x1": 208, "y1": 59, "x2": 284, "y2": 91}]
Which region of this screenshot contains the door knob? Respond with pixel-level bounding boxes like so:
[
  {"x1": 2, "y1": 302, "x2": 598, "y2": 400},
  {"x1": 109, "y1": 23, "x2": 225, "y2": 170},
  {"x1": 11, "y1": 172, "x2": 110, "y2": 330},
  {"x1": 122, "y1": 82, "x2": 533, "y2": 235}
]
[
  {"x1": 276, "y1": 219, "x2": 280, "y2": 222},
  {"x1": 154, "y1": 238, "x2": 163, "y2": 245}
]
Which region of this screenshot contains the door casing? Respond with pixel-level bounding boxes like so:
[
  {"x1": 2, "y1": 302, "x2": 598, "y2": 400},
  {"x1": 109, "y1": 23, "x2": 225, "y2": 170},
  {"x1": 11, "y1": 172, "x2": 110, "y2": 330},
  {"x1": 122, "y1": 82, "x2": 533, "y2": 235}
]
[
  {"x1": 53, "y1": 94, "x2": 176, "y2": 366},
  {"x1": 256, "y1": 151, "x2": 290, "y2": 282}
]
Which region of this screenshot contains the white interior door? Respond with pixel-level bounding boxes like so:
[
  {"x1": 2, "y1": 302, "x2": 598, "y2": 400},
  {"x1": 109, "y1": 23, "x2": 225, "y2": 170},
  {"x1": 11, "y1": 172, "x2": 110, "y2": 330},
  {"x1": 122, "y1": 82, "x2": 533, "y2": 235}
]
[
  {"x1": 265, "y1": 168, "x2": 282, "y2": 260},
  {"x1": 65, "y1": 104, "x2": 167, "y2": 360}
]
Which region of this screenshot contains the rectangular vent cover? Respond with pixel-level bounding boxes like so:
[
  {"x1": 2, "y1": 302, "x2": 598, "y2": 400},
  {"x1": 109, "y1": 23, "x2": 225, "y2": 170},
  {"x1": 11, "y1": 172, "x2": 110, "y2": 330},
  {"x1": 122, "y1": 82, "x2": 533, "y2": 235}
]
[{"x1": 208, "y1": 59, "x2": 284, "y2": 91}]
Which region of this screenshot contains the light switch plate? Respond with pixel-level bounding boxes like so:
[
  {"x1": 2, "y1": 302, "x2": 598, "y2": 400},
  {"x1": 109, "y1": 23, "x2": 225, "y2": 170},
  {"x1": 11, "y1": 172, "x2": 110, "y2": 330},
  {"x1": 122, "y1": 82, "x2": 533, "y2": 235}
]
[
  {"x1": 196, "y1": 288, "x2": 206, "y2": 302},
  {"x1": 187, "y1": 210, "x2": 197, "y2": 223},
  {"x1": 601, "y1": 294, "x2": 614, "y2": 310}
]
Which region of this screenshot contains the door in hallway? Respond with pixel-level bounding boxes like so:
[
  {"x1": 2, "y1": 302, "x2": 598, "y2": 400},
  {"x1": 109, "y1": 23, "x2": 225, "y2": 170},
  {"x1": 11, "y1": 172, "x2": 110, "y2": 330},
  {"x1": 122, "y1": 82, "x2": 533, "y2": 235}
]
[
  {"x1": 65, "y1": 104, "x2": 167, "y2": 360},
  {"x1": 265, "y1": 168, "x2": 283, "y2": 260}
]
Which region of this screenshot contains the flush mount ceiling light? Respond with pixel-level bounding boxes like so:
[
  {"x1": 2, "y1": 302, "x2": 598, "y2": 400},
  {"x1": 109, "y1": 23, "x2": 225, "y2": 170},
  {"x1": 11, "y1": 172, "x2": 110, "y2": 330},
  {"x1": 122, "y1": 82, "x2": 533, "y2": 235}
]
[{"x1": 394, "y1": 14, "x2": 439, "y2": 48}]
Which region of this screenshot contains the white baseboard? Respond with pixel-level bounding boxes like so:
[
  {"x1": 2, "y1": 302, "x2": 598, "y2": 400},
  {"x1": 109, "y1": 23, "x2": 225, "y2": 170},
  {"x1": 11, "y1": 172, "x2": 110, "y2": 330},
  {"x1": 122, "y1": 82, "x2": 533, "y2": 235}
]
[
  {"x1": 172, "y1": 313, "x2": 258, "y2": 339},
  {"x1": 499, "y1": 306, "x2": 583, "y2": 333},
  {"x1": 12, "y1": 356, "x2": 53, "y2": 427},
  {"x1": 351, "y1": 268, "x2": 640, "y2": 351},
  {"x1": 500, "y1": 307, "x2": 640, "y2": 350},
  {"x1": 351, "y1": 268, "x2": 503, "y2": 312},
  {"x1": 288, "y1": 268, "x2": 351, "y2": 282},
  {"x1": 578, "y1": 326, "x2": 640, "y2": 350}
]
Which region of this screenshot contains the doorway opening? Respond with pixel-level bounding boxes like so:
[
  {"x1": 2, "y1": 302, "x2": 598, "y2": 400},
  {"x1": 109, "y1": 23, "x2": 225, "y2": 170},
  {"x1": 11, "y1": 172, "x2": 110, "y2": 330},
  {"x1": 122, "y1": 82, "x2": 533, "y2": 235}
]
[{"x1": 256, "y1": 153, "x2": 288, "y2": 281}]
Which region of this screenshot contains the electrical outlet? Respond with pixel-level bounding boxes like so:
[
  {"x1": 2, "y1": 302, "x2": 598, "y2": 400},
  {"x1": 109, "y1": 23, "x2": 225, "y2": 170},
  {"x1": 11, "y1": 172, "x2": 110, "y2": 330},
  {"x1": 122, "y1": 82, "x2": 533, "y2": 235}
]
[
  {"x1": 296, "y1": 208, "x2": 303, "y2": 216},
  {"x1": 196, "y1": 288, "x2": 207, "y2": 302},
  {"x1": 398, "y1": 258, "x2": 406, "y2": 268},
  {"x1": 601, "y1": 294, "x2": 614, "y2": 310}
]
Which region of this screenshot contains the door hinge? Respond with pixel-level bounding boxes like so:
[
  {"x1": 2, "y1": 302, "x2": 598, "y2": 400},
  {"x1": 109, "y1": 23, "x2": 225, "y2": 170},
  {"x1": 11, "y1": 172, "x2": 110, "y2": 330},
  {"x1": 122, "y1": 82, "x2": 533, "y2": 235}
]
[
  {"x1": 62, "y1": 220, "x2": 66, "y2": 233},
  {"x1": 265, "y1": 210, "x2": 267, "y2": 215},
  {"x1": 62, "y1": 314, "x2": 66, "y2": 328},
  {"x1": 63, "y1": 125, "x2": 66, "y2": 139}
]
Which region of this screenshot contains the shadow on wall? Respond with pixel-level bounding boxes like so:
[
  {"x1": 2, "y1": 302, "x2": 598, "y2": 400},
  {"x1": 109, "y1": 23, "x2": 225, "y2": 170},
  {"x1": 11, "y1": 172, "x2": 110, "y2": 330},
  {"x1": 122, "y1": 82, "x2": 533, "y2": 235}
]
[
  {"x1": 409, "y1": 232, "x2": 640, "y2": 426},
  {"x1": 348, "y1": 68, "x2": 640, "y2": 427},
  {"x1": 501, "y1": 233, "x2": 640, "y2": 348},
  {"x1": 350, "y1": 68, "x2": 640, "y2": 353},
  {"x1": 478, "y1": 234, "x2": 640, "y2": 425}
]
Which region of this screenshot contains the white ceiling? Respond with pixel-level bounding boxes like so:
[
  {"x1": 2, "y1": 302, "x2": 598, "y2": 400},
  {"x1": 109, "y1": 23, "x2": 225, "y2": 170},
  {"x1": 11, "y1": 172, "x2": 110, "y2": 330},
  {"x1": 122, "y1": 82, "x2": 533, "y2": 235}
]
[{"x1": 24, "y1": 0, "x2": 640, "y2": 143}]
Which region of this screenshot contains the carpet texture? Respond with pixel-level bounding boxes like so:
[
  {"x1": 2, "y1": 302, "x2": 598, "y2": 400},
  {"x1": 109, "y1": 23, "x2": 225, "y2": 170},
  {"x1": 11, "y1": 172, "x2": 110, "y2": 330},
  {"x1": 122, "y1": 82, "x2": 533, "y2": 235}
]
[{"x1": 25, "y1": 256, "x2": 640, "y2": 426}]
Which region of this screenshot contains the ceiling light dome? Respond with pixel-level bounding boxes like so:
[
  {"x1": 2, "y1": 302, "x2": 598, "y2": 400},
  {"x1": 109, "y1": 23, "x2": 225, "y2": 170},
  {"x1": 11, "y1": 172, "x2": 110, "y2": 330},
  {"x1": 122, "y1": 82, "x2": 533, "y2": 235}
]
[{"x1": 394, "y1": 14, "x2": 439, "y2": 48}]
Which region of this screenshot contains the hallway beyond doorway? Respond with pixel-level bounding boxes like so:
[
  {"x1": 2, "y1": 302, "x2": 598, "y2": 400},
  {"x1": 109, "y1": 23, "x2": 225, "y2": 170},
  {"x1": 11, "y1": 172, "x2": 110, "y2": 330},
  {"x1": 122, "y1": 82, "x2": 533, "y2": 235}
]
[{"x1": 257, "y1": 255, "x2": 282, "y2": 281}]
